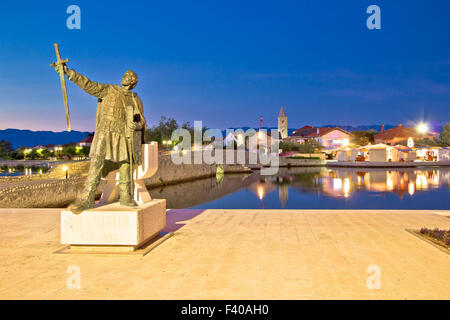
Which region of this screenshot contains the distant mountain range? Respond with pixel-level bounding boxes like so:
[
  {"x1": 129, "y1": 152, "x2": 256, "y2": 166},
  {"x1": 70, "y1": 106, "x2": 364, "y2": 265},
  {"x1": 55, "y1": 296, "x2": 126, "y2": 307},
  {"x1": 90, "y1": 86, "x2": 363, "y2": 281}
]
[
  {"x1": 0, "y1": 129, "x2": 90, "y2": 149},
  {"x1": 1, "y1": 124, "x2": 441, "y2": 150}
]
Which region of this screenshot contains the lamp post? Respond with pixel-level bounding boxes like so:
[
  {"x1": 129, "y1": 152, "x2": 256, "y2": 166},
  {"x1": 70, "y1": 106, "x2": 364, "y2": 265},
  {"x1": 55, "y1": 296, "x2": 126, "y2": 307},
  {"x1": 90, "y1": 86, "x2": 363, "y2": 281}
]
[
  {"x1": 62, "y1": 165, "x2": 68, "y2": 179},
  {"x1": 416, "y1": 122, "x2": 429, "y2": 135}
]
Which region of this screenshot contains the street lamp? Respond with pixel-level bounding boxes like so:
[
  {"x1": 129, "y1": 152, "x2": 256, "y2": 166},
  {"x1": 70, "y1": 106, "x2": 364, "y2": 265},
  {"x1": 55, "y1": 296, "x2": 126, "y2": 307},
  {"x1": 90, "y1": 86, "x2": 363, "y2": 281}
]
[
  {"x1": 62, "y1": 165, "x2": 68, "y2": 179},
  {"x1": 416, "y1": 122, "x2": 429, "y2": 135}
]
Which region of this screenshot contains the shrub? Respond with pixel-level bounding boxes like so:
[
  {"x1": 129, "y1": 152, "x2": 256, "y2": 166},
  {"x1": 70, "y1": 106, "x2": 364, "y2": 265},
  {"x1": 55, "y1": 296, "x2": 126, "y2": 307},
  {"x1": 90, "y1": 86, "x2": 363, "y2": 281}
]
[
  {"x1": 419, "y1": 227, "x2": 450, "y2": 246},
  {"x1": 444, "y1": 232, "x2": 450, "y2": 246}
]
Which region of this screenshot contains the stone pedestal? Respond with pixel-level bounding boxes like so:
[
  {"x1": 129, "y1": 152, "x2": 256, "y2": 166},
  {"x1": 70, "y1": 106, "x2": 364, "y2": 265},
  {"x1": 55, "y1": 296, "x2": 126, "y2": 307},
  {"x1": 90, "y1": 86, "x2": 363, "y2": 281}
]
[{"x1": 60, "y1": 199, "x2": 166, "y2": 254}]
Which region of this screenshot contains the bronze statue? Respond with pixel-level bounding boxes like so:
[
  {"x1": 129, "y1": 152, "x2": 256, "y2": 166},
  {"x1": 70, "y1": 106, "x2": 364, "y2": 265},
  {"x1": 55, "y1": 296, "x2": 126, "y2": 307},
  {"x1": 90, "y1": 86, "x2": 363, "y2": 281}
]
[{"x1": 53, "y1": 54, "x2": 147, "y2": 214}]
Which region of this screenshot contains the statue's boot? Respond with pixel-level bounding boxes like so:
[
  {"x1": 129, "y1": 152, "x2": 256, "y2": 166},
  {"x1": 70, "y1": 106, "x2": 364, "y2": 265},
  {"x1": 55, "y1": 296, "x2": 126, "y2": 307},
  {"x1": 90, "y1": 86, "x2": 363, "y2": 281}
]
[
  {"x1": 68, "y1": 200, "x2": 91, "y2": 214},
  {"x1": 119, "y1": 181, "x2": 138, "y2": 207},
  {"x1": 67, "y1": 155, "x2": 104, "y2": 214}
]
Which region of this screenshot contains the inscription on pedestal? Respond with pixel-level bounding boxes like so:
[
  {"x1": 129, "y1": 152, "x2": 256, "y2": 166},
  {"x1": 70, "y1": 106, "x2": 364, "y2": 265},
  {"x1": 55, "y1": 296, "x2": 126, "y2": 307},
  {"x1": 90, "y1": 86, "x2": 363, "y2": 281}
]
[{"x1": 61, "y1": 199, "x2": 166, "y2": 247}]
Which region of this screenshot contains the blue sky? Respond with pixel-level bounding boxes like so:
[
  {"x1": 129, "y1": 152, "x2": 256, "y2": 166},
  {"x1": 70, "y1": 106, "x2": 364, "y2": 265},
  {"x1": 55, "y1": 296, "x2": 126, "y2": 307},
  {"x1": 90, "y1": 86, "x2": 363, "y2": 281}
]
[{"x1": 0, "y1": 0, "x2": 449, "y2": 132}]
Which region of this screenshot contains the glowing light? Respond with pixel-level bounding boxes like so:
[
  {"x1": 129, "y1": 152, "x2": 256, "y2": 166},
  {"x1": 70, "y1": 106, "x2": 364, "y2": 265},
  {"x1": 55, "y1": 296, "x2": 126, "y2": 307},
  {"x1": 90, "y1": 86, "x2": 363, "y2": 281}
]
[
  {"x1": 386, "y1": 173, "x2": 394, "y2": 191},
  {"x1": 62, "y1": 166, "x2": 68, "y2": 172},
  {"x1": 343, "y1": 178, "x2": 351, "y2": 198},
  {"x1": 257, "y1": 185, "x2": 265, "y2": 200},
  {"x1": 416, "y1": 172, "x2": 428, "y2": 189},
  {"x1": 342, "y1": 138, "x2": 349, "y2": 147},
  {"x1": 357, "y1": 176, "x2": 362, "y2": 185},
  {"x1": 407, "y1": 137, "x2": 414, "y2": 148},
  {"x1": 408, "y1": 182, "x2": 415, "y2": 195},
  {"x1": 333, "y1": 178, "x2": 342, "y2": 190},
  {"x1": 416, "y1": 122, "x2": 429, "y2": 134}
]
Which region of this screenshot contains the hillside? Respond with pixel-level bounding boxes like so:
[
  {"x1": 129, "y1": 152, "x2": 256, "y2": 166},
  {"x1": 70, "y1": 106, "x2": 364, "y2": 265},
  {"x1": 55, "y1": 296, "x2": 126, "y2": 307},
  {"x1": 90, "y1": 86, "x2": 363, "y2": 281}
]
[{"x1": 0, "y1": 129, "x2": 90, "y2": 149}]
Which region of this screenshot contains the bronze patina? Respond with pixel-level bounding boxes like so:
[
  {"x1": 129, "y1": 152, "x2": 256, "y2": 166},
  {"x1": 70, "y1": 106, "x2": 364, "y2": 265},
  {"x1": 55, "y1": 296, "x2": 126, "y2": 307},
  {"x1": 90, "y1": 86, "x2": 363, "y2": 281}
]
[
  {"x1": 52, "y1": 52, "x2": 147, "y2": 214},
  {"x1": 50, "y1": 43, "x2": 71, "y2": 132}
]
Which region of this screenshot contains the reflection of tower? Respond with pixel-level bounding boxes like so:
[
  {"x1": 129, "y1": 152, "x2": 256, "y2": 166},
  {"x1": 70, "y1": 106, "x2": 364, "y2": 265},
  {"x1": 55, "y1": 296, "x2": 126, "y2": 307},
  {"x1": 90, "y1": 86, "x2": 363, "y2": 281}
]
[
  {"x1": 278, "y1": 106, "x2": 287, "y2": 139},
  {"x1": 278, "y1": 183, "x2": 289, "y2": 208}
]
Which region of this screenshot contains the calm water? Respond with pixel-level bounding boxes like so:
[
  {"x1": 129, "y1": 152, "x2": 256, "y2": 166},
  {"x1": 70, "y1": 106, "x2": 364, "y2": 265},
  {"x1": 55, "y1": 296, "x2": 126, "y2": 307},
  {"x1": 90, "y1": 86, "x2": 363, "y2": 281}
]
[
  {"x1": 149, "y1": 167, "x2": 450, "y2": 210},
  {"x1": 0, "y1": 166, "x2": 50, "y2": 177}
]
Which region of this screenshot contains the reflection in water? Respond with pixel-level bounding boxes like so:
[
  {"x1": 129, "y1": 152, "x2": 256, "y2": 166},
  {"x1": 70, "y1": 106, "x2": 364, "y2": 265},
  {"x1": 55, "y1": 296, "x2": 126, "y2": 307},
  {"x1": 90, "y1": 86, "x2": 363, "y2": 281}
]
[
  {"x1": 149, "y1": 167, "x2": 450, "y2": 210},
  {"x1": 282, "y1": 167, "x2": 446, "y2": 199},
  {"x1": 0, "y1": 166, "x2": 49, "y2": 177}
]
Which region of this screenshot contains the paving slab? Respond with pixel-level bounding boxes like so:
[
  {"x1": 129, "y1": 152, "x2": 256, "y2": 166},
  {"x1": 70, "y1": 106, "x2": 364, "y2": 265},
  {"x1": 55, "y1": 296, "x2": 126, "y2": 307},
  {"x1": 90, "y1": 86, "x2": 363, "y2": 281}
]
[{"x1": 0, "y1": 209, "x2": 449, "y2": 299}]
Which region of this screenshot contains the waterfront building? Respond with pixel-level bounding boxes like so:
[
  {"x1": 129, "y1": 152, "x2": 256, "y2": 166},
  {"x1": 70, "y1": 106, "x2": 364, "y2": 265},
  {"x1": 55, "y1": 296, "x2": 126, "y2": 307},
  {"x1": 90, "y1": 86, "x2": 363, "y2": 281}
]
[
  {"x1": 287, "y1": 126, "x2": 351, "y2": 150},
  {"x1": 374, "y1": 124, "x2": 435, "y2": 145}
]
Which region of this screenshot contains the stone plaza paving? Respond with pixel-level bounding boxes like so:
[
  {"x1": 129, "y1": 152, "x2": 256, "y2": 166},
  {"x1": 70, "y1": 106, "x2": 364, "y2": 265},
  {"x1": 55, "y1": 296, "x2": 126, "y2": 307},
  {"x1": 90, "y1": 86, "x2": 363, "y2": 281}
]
[{"x1": 0, "y1": 208, "x2": 449, "y2": 299}]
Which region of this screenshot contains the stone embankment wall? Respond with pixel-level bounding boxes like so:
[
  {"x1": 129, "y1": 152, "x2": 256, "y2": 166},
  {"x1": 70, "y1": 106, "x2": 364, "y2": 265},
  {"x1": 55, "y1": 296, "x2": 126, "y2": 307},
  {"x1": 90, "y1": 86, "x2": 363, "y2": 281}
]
[
  {"x1": 0, "y1": 176, "x2": 84, "y2": 208},
  {"x1": 144, "y1": 153, "x2": 250, "y2": 188},
  {"x1": 0, "y1": 154, "x2": 250, "y2": 208}
]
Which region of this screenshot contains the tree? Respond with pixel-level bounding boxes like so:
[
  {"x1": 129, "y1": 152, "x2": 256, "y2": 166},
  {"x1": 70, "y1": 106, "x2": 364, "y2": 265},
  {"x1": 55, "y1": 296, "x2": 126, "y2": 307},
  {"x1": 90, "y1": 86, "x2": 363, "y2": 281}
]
[
  {"x1": 351, "y1": 130, "x2": 376, "y2": 146},
  {"x1": 436, "y1": 123, "x2": 450, "y2": 146},
  {"x1": 398, "y1": 138, "x2": 438, "y2": 147},
  {"x1": 280, "y1": 140, "x2": 322, "y2": 153},
  {"x1": 145, "y1": 116, "x2": 179, "y2": 144},
  {"x1": 62, "y1": 145, "x2": 77, "y2": 158},
  {"x1": 0, "y1": 140, "x2": 13, "y2": 159},
  {"x1": 145, "y1": 117, "x2": 207, "y2": 147}
]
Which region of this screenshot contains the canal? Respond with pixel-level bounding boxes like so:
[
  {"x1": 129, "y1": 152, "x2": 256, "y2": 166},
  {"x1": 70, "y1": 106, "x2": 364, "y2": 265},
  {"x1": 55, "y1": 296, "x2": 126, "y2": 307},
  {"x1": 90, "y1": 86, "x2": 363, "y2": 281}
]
[{"x1": 148, "y1": 167, "x2": 450, "y2": 210}]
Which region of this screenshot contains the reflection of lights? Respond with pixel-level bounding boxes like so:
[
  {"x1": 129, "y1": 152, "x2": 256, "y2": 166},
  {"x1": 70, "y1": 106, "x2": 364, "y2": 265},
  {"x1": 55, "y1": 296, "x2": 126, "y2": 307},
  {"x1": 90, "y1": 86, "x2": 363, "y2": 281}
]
[
  {"x1": 357, "y1": 176, "x2": 362, "y2": 185},
  {"x1": 343, "y1": 178, "x2": 350, "y2": 198},
  {"x1": 333, "y1": 178, "x2": 342, "y2": 190},
  {"x1": 432, "y1": 171, "x2": 439, "y2": 186},
  {"x1": 417, "y1": 122, "x2": 429, "y2": 134},
  {"x1": 257, "y1": 185, "x2": 265, "y2": 200},
  {"x1": 408, "y1": 182, "x2": 415, "y2": 195},
  {"x1": 387, "y1": 173, "x2": 394, "y2": 191},
  {"x1": 416, "y1": 173, "x2": 428, "y2": 189}
]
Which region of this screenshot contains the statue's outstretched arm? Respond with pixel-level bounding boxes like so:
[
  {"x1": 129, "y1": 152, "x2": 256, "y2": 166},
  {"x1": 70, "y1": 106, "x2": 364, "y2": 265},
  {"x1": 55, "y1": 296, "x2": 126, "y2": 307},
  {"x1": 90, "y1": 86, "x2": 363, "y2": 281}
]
[{"x1": 66, "y1": 69, "x2": 109, "y2": 99}]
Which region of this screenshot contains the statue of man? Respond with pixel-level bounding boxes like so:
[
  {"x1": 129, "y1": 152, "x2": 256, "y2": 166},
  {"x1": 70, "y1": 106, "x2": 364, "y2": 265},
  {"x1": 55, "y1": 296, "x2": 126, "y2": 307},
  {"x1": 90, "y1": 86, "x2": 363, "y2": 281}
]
[{"x1": 53, "y1": 64, "x2": 147, "y2": 214}]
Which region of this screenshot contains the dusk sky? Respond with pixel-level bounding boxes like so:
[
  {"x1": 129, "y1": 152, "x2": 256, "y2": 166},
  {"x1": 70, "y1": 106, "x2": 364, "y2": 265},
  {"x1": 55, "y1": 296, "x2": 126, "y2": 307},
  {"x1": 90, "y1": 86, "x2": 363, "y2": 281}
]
[{"x1": 0, "y1": 1, "x2": 449, "y2": 132}]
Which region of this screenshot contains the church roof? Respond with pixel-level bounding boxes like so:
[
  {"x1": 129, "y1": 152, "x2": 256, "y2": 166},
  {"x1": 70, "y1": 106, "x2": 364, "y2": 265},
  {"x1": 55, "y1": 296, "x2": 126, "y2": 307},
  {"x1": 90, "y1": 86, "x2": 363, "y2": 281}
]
[{"x1": 278, "y1": 106, "x2": 286, "y2": 118}]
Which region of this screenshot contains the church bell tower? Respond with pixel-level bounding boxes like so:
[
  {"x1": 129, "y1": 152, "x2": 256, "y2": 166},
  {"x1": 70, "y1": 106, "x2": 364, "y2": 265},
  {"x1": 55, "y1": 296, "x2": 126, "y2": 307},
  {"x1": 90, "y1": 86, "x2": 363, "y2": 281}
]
[{"x1": 278, "y1": 106, "x2": 287, "y2": 139}]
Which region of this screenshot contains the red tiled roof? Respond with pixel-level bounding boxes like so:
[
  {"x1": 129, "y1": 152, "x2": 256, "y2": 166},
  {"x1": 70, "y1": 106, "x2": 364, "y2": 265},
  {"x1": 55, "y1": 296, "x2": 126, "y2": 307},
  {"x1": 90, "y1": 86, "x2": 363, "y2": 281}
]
[
  {"x1": 291, "y1": 126, "x2": 315, "y2": 137},
  {"x1": 291, "y1": 126, "x2": 349, "y2": 138},
  {"x1": 305, "y1": 127, "x2": 334, "y2": 137},
  {"x1": 374, "y1": 127, "x2": 431, "y2": 140},
  {"x1": 78, "y1": 135, "x2": 94, "y2": 144}
]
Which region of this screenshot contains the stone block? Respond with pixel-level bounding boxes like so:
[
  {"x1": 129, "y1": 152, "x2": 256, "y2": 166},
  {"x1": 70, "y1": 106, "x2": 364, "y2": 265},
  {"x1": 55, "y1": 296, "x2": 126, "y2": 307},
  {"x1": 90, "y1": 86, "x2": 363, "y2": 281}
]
[{"x1": 61, "y1": 199, "x2": 166, "y2": 247}]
